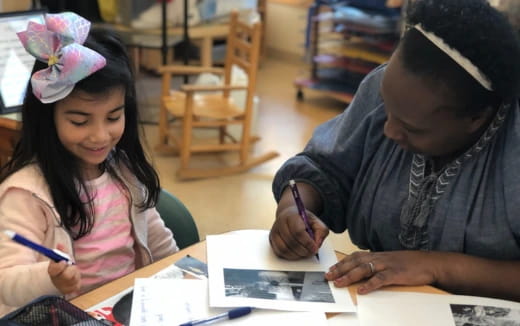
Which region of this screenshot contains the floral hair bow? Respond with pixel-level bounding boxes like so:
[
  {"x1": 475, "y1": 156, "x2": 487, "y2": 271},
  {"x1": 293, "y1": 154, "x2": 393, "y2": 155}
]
[{"x1": 17, "y1": 12, "x2": 107, "y2": 103}]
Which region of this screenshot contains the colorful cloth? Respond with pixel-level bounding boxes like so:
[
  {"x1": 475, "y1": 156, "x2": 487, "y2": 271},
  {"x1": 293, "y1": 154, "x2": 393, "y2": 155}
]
[
  {"x1": 17, "y1": 12, "x2": 106, "y2": 103},
  {"x1": 73, "y1": 172, "x2": 135, "y2": 295}
]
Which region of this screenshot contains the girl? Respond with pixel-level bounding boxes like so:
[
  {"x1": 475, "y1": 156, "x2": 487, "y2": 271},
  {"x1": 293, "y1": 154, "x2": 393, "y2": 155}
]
[{"x1": 0, "y1": 12, "x2": 178, "y2": 316}]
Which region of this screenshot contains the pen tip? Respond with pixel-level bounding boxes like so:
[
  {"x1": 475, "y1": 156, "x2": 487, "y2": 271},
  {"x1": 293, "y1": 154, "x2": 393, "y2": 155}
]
[{"x1": 2, "y1": 230, "x2": 15, "y2": 239}]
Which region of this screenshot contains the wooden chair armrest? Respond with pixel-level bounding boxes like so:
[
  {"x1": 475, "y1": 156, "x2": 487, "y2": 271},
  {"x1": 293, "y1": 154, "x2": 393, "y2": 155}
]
[
  {"x1": 0, "y1": 117, "x2": 21, "y2": 130},
  {"x1": 180, "y1": 84, "x2": 248, "y2": 92},
  {"x1": 158, "y1": 65, "x2": 225, "y2": 75}
]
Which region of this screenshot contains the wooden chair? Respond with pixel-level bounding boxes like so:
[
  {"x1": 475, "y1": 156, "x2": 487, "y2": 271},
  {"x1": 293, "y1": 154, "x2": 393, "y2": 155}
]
[
  {"x1": 156, "y1": 11, "x2": 278, "y2": 180},
  {"x1": 0, "y1": 117, "x2": 21, "y2": 168}
]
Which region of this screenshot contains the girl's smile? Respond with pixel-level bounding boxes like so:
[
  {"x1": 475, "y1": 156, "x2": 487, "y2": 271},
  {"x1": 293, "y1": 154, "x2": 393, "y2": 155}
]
[{"x1": 54, "y1": 88, "x2": 125, "y2": 179}]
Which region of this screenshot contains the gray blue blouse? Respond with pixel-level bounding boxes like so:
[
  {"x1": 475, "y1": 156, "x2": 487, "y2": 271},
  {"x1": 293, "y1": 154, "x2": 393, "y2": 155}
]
[{"x1": 272, "y1": 65, "x2": 520, "y2": 260}]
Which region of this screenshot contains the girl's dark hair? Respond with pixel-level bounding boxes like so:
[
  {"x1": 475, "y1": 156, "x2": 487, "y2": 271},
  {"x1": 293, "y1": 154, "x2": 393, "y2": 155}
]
[
  {"x1": 399, "y1": 0, "x2": 520, "y2": 116},
  {"x1": 0, "y1": 28, "x2": 160, "y2": 239}
]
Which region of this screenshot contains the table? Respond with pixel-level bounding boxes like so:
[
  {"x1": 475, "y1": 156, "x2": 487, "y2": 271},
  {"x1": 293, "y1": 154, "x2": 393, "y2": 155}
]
[
  {"x1": 0, "y1": 113, "x2": 21, "y2": 167},
  {"x1": 70, "y1": 241, "x2": 446, "y2": 313},
  {"x1": 97, "y1": 23, "x2": 230, "y2": 72}
]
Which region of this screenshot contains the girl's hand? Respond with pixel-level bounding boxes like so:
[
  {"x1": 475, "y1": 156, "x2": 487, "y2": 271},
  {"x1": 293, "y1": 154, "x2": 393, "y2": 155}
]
[
  {"x1": 47, "y1": 244, "x2": 81, "y2": 295},
  {"x1": 325, "y1": 250, "x2": 441, "y2": 294},
  {"x1": 269, "y1": 205, "x2": 329, "y2": 260}
]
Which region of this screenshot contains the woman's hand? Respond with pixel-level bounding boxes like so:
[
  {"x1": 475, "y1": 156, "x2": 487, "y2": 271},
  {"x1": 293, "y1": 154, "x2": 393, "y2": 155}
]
[
  {"x1": 325, "y1": 250, "x2": 441, "y2": 294},
  {"x1": 47, "y1": 244, "x2": 81, "y2": 295},
  {"x1": 269, "y1": 205, "x2": 329, "y2": 260}
]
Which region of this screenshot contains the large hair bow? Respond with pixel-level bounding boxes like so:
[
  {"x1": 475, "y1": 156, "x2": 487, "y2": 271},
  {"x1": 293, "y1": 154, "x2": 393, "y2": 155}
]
[{"x1": 17, "y1": 12, "x2": 107, "y2": 103}]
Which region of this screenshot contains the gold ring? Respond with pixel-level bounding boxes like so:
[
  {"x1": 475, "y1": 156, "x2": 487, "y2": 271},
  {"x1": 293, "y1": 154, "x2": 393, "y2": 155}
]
[{"x1": 367, "y1": 261, "x2": 376, "y2": 275}]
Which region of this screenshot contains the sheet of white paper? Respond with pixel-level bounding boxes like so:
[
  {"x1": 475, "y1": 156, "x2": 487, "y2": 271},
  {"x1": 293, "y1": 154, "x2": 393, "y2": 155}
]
[
  {"x1": 86, "y1": 263, "x2": 185, "y2": 313},
  {"x1": 86, "y1": 286, "x2": 134, "y2": 315},
  {"x1": 207, "y1": 229, "x2": 355, "y2": 312},
  {"x1": 150, "y1": 262, "x2": 185, "y2": 279},
  {"x1": 357, "y1": 290, "x2": 520, "y2": 326},
  {"x1": 129, "y1": 278, "x2": 328, "y2": 326},
  {"x1": 327, "y1": 313, "x2": 360, "y2": 326}
]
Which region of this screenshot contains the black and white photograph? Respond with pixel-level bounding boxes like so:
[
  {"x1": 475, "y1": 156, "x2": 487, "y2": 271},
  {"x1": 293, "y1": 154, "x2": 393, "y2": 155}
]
[
  {"x1": 223, "y1": 268, "x2": 335, "y2": 303},
  {"x1": 451, "y1": 304, "x2": 520, "y2": 326}
]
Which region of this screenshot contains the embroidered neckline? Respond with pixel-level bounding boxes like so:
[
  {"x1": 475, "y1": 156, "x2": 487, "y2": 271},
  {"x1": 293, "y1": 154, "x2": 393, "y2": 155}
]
[
  {"x1": 409, "y1": 102, "x2": 509, "y2": 201},
  {"x1": 399, "y1": 102, "x2": 510, "y2": 249}
]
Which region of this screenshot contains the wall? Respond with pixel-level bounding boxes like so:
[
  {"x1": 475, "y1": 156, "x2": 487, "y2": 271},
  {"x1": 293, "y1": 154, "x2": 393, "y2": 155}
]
[
  {"x1": 1, "y1": 0, "x2": 309, "y2": 61},
  {"x1": 0, "y1": 0, "x2": 31, "y2": 12},
  {"x1": 265, "y1": 0, "x2": 310, "y2": 61}
]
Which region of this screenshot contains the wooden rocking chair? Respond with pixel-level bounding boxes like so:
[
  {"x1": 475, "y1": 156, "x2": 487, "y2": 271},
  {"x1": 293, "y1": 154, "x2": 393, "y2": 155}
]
[{"x1": 156, "y1": 11, "x2": 278, "y2": 180}]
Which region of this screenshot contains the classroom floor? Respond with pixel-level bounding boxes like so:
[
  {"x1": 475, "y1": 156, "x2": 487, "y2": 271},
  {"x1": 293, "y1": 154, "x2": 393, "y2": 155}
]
[{"x1": 138, "y1": 56, "x2": 360, "y2": 254}]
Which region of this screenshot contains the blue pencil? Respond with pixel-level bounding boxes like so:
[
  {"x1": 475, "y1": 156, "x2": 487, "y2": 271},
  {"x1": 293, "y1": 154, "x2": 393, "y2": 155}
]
[
  {"x1": 3, "y1": 230, "x2": 73, "y2": 265},
  {"x1": 180, "y1": 307, "x2": 253, "y2": 326}
]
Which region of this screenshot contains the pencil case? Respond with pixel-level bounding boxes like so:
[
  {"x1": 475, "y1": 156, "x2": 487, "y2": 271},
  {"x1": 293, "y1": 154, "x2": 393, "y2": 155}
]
[{"x1": 0, "y1": 295, "x2": 107, "y2": 326}]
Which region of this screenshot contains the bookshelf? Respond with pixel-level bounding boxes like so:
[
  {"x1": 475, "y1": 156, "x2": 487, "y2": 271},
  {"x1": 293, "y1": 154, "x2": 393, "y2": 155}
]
[{"x1": 294, "y1": 0, "x2": 402, "y2": 103}]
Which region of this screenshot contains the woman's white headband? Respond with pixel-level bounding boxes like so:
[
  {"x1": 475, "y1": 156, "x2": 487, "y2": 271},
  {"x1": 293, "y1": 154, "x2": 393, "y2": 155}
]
[{"x1": 413, "y1": 24, "x2": 493, "y2": 91}]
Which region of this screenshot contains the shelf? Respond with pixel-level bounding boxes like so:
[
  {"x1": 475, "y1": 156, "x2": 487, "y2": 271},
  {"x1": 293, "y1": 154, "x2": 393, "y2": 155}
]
[
  {"x1": 294, "y1": 67, "x2": 363, "y2": 103},
  {"x1": 313, "y1": 55, "x2": 377, "y2": 74},
  {"x1": 319, "y1": 41, "x2": 391, "y2": 65},
  {"x1": 295, "y1": 1, "x2": 402, "y2": 104},
  {"x1": 315, "y1": 7, "x2": 400, "y2": 34},
  {"x1": 294, "y1": 77, "x2": 354, "y2": 103},
  {"x1": 268, "y1": 0, "x2": 313, "y2": 7}
]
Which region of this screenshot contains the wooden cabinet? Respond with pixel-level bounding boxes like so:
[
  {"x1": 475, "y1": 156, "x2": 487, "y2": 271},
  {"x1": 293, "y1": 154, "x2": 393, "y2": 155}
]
[{"x1": 0, "y1": 116, "x2": 21, "y2": 168}]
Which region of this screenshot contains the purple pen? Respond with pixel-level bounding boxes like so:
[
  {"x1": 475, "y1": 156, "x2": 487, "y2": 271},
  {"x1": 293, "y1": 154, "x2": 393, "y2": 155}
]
[
  {"x1": 288, "y1": 180, "x2": 320, "y2": 260},
  {"x1": 3, "y1": 230, "x2": 73, "y2": 265}
]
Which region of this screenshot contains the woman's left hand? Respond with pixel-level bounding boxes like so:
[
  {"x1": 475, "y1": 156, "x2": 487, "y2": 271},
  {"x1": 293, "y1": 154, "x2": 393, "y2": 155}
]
[{"x1": 325, "y1": 250, "x2": 441, "y2": 294}]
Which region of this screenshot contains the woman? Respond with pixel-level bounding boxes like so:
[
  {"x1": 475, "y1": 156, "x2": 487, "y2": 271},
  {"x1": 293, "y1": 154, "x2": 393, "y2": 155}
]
[{"x1": 269, "y1": 0, "x2": 520, "y2": 301}]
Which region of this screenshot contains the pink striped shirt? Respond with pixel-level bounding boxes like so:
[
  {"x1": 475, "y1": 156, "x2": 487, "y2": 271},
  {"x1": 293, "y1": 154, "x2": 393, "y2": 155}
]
[{"x1": 73, "y1": 172, "x2": 136, "y2": 294}]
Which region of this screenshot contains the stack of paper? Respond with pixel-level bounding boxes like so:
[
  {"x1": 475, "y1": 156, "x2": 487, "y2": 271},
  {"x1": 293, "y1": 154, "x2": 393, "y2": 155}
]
[
  {"x1": 130, "y1": 278, "x2": 329, "y2": 326},
  {"x1": 206, "y1": 229, "x2": 356, "y2": 313},
  {"x1": 357, "y1": 291, "x2": 520, "y2": 325},
  {"x1": 127, "y1": 229, "x2": 357, "y2": 326}
]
